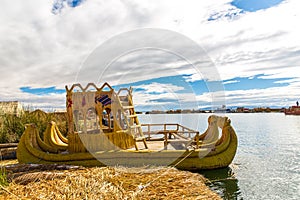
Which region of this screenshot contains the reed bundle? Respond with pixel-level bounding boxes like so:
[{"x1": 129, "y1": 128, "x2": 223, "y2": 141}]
[{"x1": 1, "y1": 164, "x2": 221, "y2": 200}]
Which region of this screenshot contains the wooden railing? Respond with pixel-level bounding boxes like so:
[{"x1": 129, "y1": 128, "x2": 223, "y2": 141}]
[{"x1": 141, "y1": 123, "x2": 200, "y2": 149}]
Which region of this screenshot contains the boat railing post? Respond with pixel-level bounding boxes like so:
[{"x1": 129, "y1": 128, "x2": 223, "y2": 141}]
[
  {"x1": 195, "y1": 132, "x2": 200, "y2": 149},
  {"x1": 148, "y1": 124, "x2": 150, "y2": 139},
  {"x1": 164, "y1": 132, "x2": 168, "y2": 149}
]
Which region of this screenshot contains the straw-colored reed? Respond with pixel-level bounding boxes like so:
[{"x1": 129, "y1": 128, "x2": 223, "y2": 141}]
[
  {"x1": 68, "y1": 131, "x2": 135, "y2": 153},
  {"x1": 1, "y1": 164, "x2": 221, "y2": 200}
]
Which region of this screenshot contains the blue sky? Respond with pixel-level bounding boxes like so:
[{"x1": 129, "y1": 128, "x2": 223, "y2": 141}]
[
  {"x1": 1, "y1": 0, "x2": 300, "y2": 111},
  {"x1": 231, "y1": 0, "x2": 284, "y2": 12},
  {"x1": 20, "y1": 86, "x2": 65, "y2": 95}
]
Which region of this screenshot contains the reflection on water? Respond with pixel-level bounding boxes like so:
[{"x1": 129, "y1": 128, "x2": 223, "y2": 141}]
[{"x1": 198, "y1": 167, "x2": 242, "y2": 199}]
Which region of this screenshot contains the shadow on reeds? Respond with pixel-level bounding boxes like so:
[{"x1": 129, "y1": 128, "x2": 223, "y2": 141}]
[{"x1": 197, "y1": 167, "x2": 243, "y2": 200}]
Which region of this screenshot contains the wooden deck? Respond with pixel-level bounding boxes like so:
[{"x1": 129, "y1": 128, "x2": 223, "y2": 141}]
[
  {"x1": 134, "y1": 139, "x2": 194, "y2": 150},
  {"x1": 132, "y1": 123, "x2": 200, "y2": 150}
]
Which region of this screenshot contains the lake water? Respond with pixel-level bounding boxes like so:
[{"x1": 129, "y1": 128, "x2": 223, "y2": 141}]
[{"x1": 138, "y1": 113, "x2": 300, "y2": 200}]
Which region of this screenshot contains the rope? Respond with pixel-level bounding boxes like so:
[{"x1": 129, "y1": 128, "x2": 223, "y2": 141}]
[{"x1": 173, "y1": 149, "x2": 195, "y2": 167}]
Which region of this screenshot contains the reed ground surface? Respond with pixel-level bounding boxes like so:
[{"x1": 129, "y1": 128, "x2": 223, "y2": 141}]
[{"x1": 0, "y1": 160, "x2": 221, "y2": 200}]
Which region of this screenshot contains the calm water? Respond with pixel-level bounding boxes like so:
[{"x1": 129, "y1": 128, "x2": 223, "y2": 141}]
[{"x1": 139, "y1": 113, "x2": 300, "y2": 200}]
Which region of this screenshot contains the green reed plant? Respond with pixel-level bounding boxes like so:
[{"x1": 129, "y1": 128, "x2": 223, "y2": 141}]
[
  {"x1": 0, "y1": 167, "x2": 8, "y2": 187},
  {"x1": 0, "y1": 110, "x2": 67, "y2": 143}
]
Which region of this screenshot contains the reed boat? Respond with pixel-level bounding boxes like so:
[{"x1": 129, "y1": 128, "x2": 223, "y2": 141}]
[
  {"x1": 17, "y1": 83, "x2": 238, "y2": 170},
  {"x1": 284, "y1": 106, "x2": 300, "y2": 115}
]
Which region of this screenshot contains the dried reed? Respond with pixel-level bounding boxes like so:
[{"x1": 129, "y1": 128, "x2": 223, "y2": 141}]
[{"x1": 0, "y1": 164, "x2": 221, "y2": 200}]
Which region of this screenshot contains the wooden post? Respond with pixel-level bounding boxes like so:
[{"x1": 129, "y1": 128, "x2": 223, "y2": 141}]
[
  {"x1": 164, "y1": 132, "x2": 168, "y2": 149},
  {"x1": 195, "y1": 132, "x2": 200, "y2": 149},
  {"x1": 147, "y1": 124, "x2": 150, "y2": 139},
  {"x1": 65, "y1": 87, "x2": 74, "y2": 135}
]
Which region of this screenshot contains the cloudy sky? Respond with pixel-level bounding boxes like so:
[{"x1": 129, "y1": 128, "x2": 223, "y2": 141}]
[{"x1": 1, "y1": 0, "x2": 300, "y2": 111}]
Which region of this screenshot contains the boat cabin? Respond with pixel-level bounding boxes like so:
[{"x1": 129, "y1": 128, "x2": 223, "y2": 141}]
[
  {"x1": 65, "y1": 82, "x2": 147, "y2": 153},
  {"x1": 65, "y1": 82, "x2": 204, "y2": 153}
]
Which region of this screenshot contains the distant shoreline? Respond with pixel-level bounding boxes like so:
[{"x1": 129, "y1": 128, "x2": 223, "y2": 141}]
[{"x1": 140, "y1": 107, "x2": 286, "y2": 114}]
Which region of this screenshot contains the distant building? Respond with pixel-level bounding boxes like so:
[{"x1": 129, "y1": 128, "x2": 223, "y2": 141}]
[
  {"x1": 236, "y1": 107, "x2": 250, "y2": 113},
  {"x1": 148, "y1": 110, "x2": 165, "y2": 114},
  {"x1": 0, "y1": 101, "x2": 23, "y2": 116},
  {"x1": 181, "y1": 109, "x2": 192, "y2": 113}
]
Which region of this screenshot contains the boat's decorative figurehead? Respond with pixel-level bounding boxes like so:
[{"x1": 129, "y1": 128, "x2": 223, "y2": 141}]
[{"x1": 208, "y1": 115, "x2": 231, "y2": 129}]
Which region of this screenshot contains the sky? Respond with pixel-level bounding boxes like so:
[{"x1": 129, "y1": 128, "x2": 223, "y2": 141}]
[{"x1": 0, "y1": 0, "x2": 300, "y2": 111}]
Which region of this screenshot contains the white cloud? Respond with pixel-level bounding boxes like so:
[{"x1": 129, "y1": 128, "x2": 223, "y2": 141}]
[
  {"x1": 131, "y1": 82, "x2": 200, "y2": 110},
  {"x1": 223, "y1": 80, "x2": 240, "y2": 84},
  {"x1": 134, "y1": 82, "x2": 184, "y2": 94},
  {"x1": 0, "y1": 0, "x2": 300, "y2": 110},
  {"x1": 225, "y1": 86, "x2": 300, "y2": 107},
  {"x1": 200, "y1": 0, "x2": 300, "y2": 81}
]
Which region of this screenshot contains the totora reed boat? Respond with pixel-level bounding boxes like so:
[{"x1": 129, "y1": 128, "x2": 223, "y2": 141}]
[
  {"x1": 284, "y1": 106, "x2": 300, "y2": 115},
  {"x1": 17, "y1": 82, "x2": 238, "y2": 170}
]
